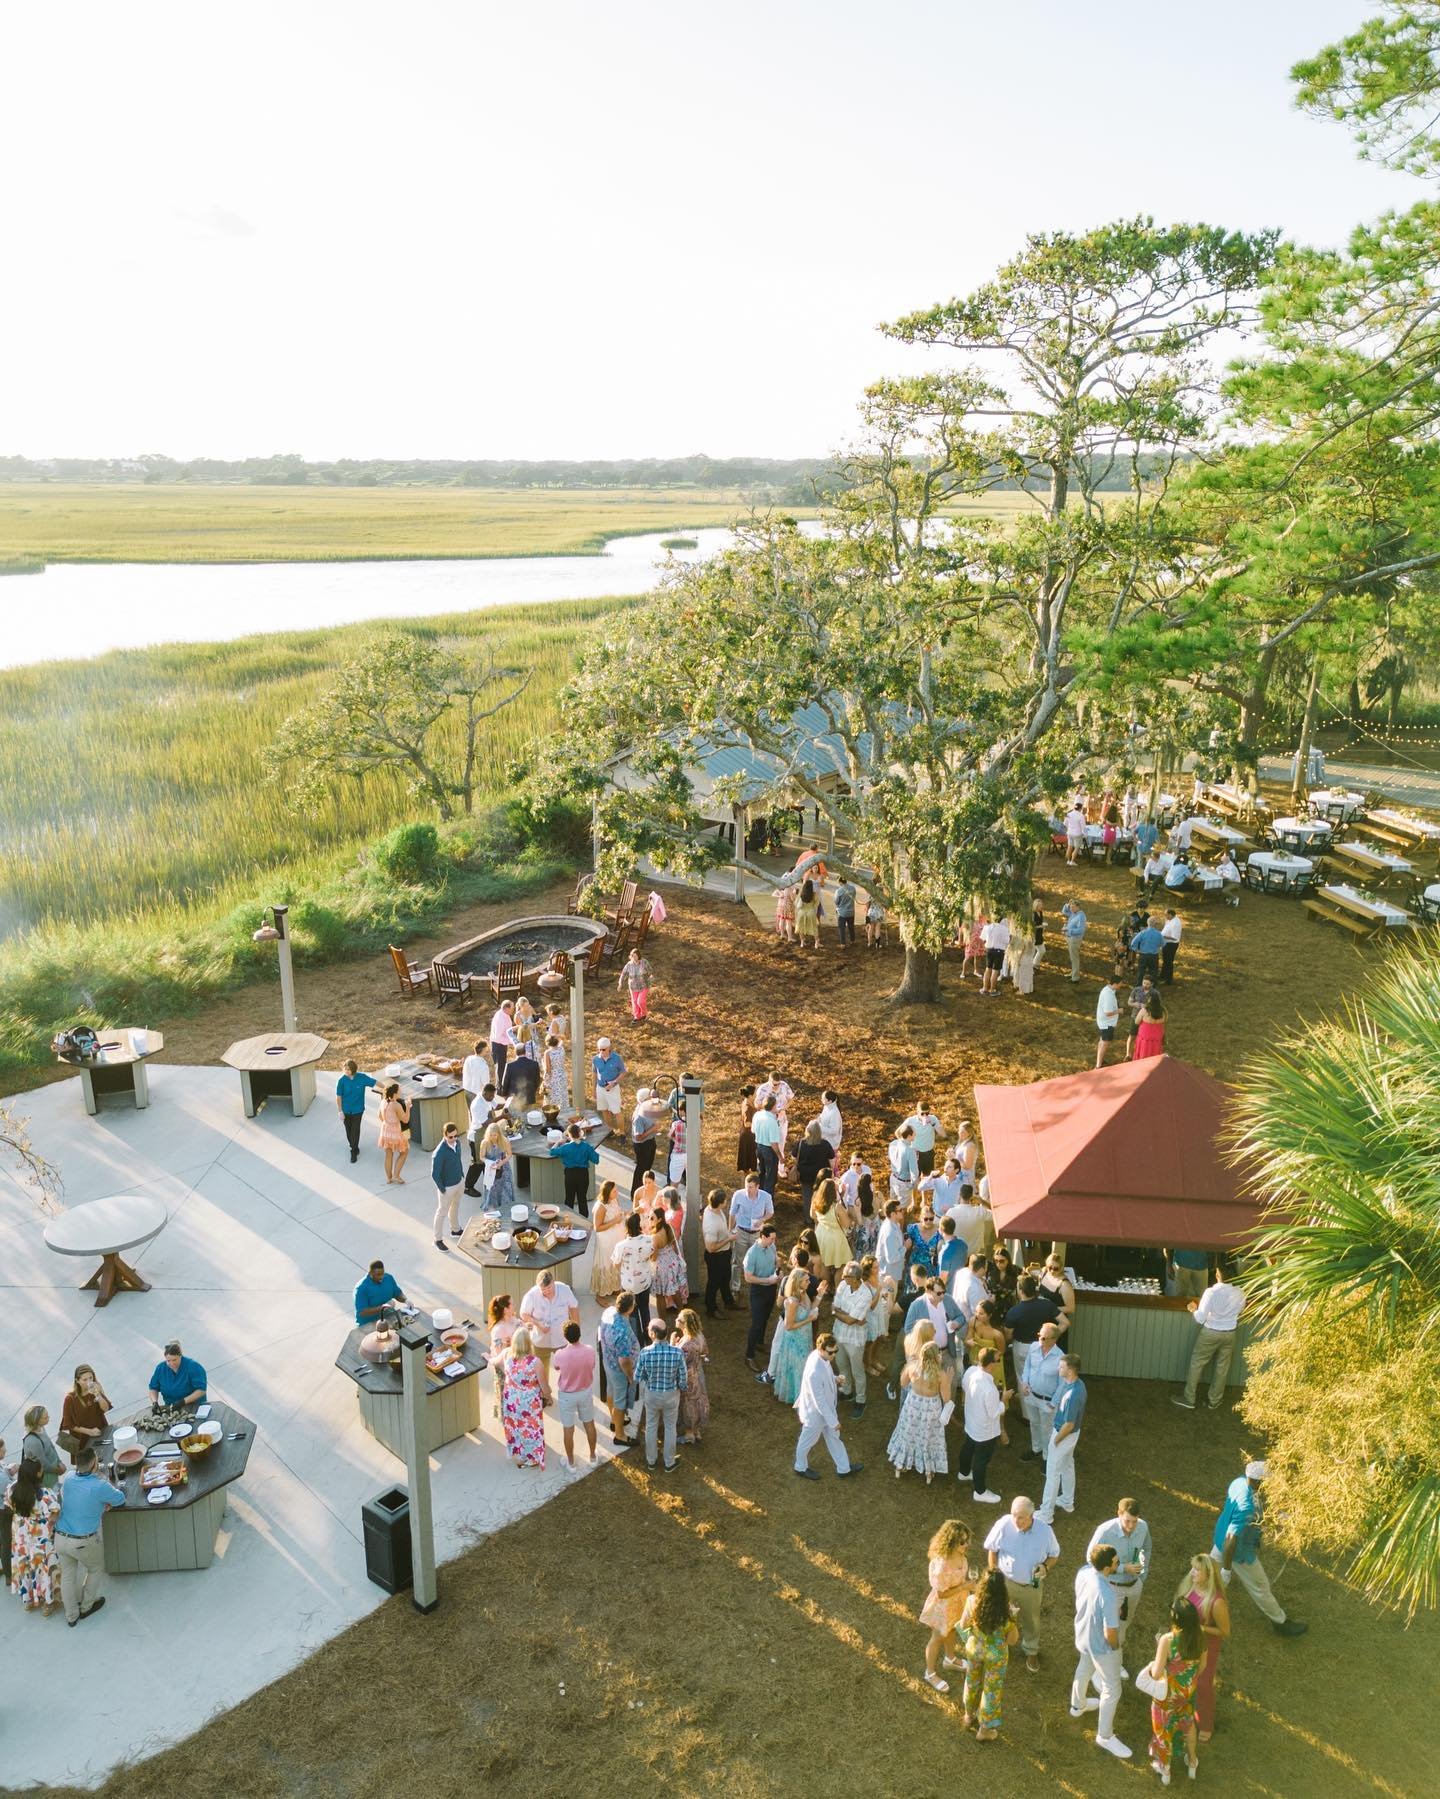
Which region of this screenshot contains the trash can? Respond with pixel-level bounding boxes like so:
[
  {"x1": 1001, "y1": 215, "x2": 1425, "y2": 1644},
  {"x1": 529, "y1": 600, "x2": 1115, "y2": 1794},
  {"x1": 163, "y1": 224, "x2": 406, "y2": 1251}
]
[{"x1": 361, "y1": 1486, "x2": 412, "y2": 1594}]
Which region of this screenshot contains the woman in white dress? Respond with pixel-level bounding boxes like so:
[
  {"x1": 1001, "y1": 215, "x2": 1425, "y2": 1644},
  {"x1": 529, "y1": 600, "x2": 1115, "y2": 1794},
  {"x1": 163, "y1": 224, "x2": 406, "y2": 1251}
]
[
  {"x1": 887, "y1": 1333, "x2": 952, "y2": 1484},
  {"x1": 589, "y1": 1178, "x2": 625, "y2": 1298}
]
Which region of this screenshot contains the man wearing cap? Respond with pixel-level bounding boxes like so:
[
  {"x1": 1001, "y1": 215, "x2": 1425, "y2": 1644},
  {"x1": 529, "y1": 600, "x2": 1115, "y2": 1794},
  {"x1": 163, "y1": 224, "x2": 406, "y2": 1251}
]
[
  {"x1": 629, "y1": 1089, "x2": 663, "y2": 1197},
  {"x1": 1174, "y1": 1267, "x2": 1246, "y2": 1411},
  {"x1": 1211, "y1": 1460, "x2": 1307, "y2": 1636},
  {"x1": 548, "y1": 1121, "x2": 600, "y2": 1217},
  {"x1": 148, "y1": 1341, "x2": 207, "y2": 1408},
  {"x1": 830, "y1": 1262, "x2": 870, "y2": 1415},
  {"x1": 591, "y1": 1037, "x2": 625, "y2": 1121},
  {"x1": 793, "y1": 1334, "x2": 863, "y2": 1480}
]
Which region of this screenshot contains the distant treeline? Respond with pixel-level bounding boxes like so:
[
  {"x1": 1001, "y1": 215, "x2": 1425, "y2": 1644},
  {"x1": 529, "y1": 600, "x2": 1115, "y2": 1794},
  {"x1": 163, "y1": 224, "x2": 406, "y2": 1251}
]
[{"x1": 0, "y1": 451, "x2": 1172, "y2": 496}]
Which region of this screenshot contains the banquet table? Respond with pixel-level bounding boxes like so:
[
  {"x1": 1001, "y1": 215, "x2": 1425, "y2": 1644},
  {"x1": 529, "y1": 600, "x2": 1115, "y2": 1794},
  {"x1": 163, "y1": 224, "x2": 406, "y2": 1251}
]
[
  {"x1": 56, "y1": 1027, "x2": 164, "y2": 1115},
  {"x1": 97, "y1": 1400, "x2": 256, "y2": 1573},
  {"x1": 222, "y1": 1031, "x2": 328, "y2": 1119},
  {"x1": 1082, "y1": 823, "x2": 1132, "y2": 861},
  {"x1": 1246, "y1": 851, "x2": 1314, "y2": 893},
  {"x1": 1308, "y1": 788, "x2": 1366, "y2": 823},
  {"x1": 1329, "y1": 840, "x2": 1413, "y2": 884},
  {"x1": 1185, "y1": 817, "x2": 1248, "y2": 848},
  {"x1": 335, "y1": 1311, "x2": 487, "y2": 1458},
  {"x1": 1318, "y1": 883, "x2": 1411, "y2": 929},
  {"x1": 1366, "y1": 808, "x2": 1440, "y2": 846},
  {"x1": 378, "y1": 1059, "x2": 470, "y2": 1151},
  {"x1": 1271, "y1": 816, "x2": 1333, "y2": 851}
]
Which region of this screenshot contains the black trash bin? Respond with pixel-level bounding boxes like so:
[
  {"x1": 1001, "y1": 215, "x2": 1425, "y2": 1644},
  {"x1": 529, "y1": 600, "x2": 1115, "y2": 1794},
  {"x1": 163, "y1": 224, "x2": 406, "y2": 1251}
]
[{"x1": 362, "y1": 1486, "x2": 412, "y2": 1594}]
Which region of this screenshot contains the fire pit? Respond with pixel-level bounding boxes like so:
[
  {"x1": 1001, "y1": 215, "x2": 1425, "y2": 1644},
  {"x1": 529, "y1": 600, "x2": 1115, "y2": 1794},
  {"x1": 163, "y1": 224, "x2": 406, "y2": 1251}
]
[{"x1": 435, "y1": 915, "x2": 606, "y2": 983}]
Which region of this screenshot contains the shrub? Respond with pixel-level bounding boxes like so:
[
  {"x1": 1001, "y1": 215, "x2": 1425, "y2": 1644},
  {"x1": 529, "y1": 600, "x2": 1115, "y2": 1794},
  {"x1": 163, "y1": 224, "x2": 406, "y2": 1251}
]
[{"x1": 374, "y1": 822, "x2": 441, "y2": 885}]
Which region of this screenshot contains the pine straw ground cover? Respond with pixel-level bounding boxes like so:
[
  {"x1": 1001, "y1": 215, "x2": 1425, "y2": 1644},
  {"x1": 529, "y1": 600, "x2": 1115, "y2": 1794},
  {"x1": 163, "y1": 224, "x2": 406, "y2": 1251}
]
[{"x1": 23, "y1": 860, "x2": 1439, "y2": 1799}]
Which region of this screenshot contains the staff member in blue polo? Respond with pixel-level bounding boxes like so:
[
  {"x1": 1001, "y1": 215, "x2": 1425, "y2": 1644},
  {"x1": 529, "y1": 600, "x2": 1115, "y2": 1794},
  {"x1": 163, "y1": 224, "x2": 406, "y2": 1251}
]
[
  {"x1": 53, "y1": 1447, "x2": 126, "y2": 1627},
  {"x1": 335, "y1": 1059, "x2": 377, "y2": 1164},
  {"x1": 354, "y1": 1258, "x2": 406, "y2": 1324},
  {"x1": 149, "y1": 1340, "x2": 206, "y2": 1408},
  {"x1": 549, "y1": 1121, "x2": 600, "y2": 1216}
]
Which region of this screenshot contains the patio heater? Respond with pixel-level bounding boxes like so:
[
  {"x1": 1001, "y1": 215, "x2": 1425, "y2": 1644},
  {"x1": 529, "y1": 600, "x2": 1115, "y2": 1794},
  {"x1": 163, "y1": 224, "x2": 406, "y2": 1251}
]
[
  {"x1": 252, "y1": 904, "x2": 297, "y2": 1032},
  {"x1": 397, "y1": 1317, "x2": 439, "y2": 1612},
  {"x1": 568, "y1": 951, "x2": 586, "y2": 1111},
  {"x1": 680, "y1": 1071, "x2": 703, "y2": 1288}
]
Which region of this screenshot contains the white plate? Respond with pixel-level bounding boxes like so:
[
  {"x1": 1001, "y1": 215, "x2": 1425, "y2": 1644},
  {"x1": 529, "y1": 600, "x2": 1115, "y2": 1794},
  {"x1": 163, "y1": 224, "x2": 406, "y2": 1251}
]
[
  {"x1": 443, "y1": 1362, "x2": 466, "y2": 1379},
  {"x1": 148, "y1": 1442, "x2": 182, "y2": 1457},
  {"x1": 169, "y1": 1422, "x2": 191, "y2": 1439},
  {"x1": 384, "y1": 1063, "x2": 405, "y2": 1076},
  {"x1": 147, "y1": 1486, "x2": 172, "y2": 1505},
  {"x1": 492, "y1": 1232, "x2": 512, "y2": 1250}
]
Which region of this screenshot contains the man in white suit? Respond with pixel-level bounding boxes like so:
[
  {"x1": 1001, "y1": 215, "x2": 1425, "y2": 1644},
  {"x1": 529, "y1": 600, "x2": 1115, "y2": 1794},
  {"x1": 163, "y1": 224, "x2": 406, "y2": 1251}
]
[{"x1": 793, "y1": 1336, "x2": 864, "y2": 1481}]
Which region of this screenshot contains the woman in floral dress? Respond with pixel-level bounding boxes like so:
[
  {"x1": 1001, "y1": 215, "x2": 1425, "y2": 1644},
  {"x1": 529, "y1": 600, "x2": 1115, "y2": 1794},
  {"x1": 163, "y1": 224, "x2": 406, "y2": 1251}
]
[
  {"x1": 887, "y1": 1336, "x2": 951, "y2": 1482},
  {"x1": 590, "y1": 1179, "x2": 624, "y2": 1299},
  {"x1": 961, "y1": 912, "x2": 987, "y2": 981},
  {"x1": 500, "y1": 1327, "x2": 550, "y2": 1469},
  {"x1": 478, "y1": 1122, "x2": 515, "y2": 1213},
  {"x1": 650, "y1": 1220, "x2": 689, "y2": 1323},
  {"x1": 959, "y1": 1568, "x2": 1020, "y2": 1740},
  {"x1": 542, "y1": 1035, "x2": 568, "y2": 1110},
  {"x1": 1146, "y1": 1598, "x2": 1204, "y2": 1783},
  {"x1": 771, "y1": 1270, "x2": 816, "y2": 1404},
  {"x1": 918, "y1": 1518, "x2": 975, "y2": 1692},
  {"x1": 674, "y1": 1309, "x2": 711, "y2": 1444},
  {"x1": 6, "y1": 1457, "x2": 60, "y2": 1614},
  {"x1": 773, "y1": 883, "x2": 796, "y2": 942}
]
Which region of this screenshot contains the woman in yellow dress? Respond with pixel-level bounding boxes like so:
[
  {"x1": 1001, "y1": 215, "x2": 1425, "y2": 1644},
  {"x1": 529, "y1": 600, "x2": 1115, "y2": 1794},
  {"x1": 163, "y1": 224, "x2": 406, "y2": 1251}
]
[{"x1": 812, "y1": 1177, "x2": 852, "y2": 1294}]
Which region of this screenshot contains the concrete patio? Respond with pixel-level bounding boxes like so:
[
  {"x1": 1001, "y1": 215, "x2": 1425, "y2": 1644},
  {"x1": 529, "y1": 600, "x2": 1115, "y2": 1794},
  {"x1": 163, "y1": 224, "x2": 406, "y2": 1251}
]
[{"x1": 0, "y1": 1063, "x2": 630, "y2": 1790}]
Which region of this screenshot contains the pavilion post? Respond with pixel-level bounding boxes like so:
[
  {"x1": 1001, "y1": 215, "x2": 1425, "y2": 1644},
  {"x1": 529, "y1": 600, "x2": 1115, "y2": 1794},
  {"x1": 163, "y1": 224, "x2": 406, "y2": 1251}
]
[
  {"x1": 398, "y1": 1320, "x2": 438, "y2": 1613},
  {"x1": 733, "y1": 806, "x2": 746, "y2": 904},
  {"x1": 569, "y1": 959, "x2": 586, "y2": 1111},
  {"x1": 680, "y1": 1072, "x2": 704, "y2": 1288}
]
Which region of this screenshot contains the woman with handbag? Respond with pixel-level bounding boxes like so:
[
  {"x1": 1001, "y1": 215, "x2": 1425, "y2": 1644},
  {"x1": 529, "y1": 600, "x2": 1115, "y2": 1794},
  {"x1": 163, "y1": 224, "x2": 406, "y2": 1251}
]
[
  {"x1": 1140, "y1": 1598, "x2": 1204, "y2": 1784},
  {"x1": 59, "y1": 1366, "x2": 112, "y2": 1464}
]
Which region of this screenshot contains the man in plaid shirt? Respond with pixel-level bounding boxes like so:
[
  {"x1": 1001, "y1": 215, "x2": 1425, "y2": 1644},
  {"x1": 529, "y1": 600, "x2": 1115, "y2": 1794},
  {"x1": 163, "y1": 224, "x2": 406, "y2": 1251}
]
[{"x1": 634, "y1": 1318, "x2": 688, "y2": 1472}]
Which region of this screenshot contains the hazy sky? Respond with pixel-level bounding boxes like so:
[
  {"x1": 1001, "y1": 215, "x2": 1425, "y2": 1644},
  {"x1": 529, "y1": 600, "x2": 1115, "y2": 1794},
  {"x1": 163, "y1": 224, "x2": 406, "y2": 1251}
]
[{"x1": 3, "y1": 0, "x2": 1422, "y2": 461}]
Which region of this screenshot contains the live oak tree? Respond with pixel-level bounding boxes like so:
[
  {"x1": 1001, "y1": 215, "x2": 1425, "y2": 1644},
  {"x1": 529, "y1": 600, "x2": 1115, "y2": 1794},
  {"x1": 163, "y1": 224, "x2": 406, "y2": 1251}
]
[
  {"x1": 267, "y1": 629, "x2": 530, "y2": 820},
  {"x1": 544, "y1": 219, "x2": 1275, "y2": 1003}
]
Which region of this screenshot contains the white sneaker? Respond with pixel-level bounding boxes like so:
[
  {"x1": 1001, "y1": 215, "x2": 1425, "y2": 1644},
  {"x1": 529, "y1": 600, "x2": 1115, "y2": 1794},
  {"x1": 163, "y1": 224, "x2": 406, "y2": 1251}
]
[
  {"x1": 955, "y1": 1471, "x2": 973, "y2": 1482},
  {"x1": 562, "y1": 1457, "x2": 577, "y2": 1474},
  {"x1": 1070, "y1": 1699, "x2": 1100, "y2": 1717},
  {"x1": 1097, "y1": 1736, "x2": 1133, "y2": 1760},
  {"x1": 973, "y1": 1490, "x2": 1002, "y2": 1504}
]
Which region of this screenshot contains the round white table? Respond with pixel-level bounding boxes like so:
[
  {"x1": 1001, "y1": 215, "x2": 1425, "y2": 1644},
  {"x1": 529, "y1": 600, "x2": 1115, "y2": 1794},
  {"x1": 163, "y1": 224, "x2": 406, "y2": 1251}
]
[{"x1": 43, "y1": 1194, "x2": 168, "y2": 1307}]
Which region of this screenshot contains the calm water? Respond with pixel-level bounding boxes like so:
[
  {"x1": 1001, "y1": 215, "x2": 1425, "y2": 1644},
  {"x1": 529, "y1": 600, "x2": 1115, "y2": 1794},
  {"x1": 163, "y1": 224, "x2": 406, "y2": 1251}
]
[{"x1": 0, "y1": 526, "x2": 784, "y2": 669}]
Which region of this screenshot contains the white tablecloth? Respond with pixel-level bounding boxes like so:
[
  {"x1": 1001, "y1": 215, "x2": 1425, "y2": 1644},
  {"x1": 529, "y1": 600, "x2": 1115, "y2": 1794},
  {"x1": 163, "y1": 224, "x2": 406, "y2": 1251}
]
[
  {"x1": 1335, "y1": 840, "x2": 1412, "y2": 874},
  {"x1": 1083, "y1": 823, "x2": 1132, "y2": 845},
  {"x1": 1308, "y1": 788, "x2": 1365, "y2": 821},
  {"x1": 1273, "y1": 816, "x2": 1333, "y2": 845},
  {"x1": 1368, "y1": 808, "x2": 1440, "y2": 841},
  {"x1": 1184, "y1": 818, "x2": 1247, "y2": 846},
  {"x1": 1320, "y1": 883, "x2": 1410, "y2": 926},
  {"x1": 1247, "y1": 852, "x2": 1314, "y2": 888}
]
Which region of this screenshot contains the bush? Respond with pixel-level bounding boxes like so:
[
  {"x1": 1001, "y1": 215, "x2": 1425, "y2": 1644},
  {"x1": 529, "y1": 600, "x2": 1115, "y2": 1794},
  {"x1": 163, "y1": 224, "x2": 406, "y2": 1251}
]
[{"x1": 374, "y1": 822, "x2": 441, "y2": 884}]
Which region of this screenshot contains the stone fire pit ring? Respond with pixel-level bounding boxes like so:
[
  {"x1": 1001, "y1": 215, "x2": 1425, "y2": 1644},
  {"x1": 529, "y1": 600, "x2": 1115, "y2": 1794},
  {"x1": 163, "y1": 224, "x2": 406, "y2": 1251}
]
[{"x1": 433, "y1": 914, "x2": 607, "y2": 985}]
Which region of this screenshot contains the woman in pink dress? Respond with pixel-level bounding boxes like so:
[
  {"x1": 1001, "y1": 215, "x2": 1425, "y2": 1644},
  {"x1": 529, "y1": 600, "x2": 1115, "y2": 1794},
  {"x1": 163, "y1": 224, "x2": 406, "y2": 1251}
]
[
  {"x1": 674, "y1": 1309, "x2": 711, "y2": 1444},
  {"x1": 1180, "y1": 1552, "x2": 1231, "y2": 1741},
  {"x1": 1132, "y1": 994, "x2": 1167, "y2": 1060},
  {"x1": 961, "y1": 913, "x2": 987, "y2": 982}
]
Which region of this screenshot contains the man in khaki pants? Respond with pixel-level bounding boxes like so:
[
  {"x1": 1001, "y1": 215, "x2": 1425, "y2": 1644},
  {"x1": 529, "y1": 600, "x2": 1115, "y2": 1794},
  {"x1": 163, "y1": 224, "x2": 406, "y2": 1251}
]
[
  {"x1": 984, "y1": 1496, "x2": 1061, "y2": 1672},
  {"x1": 1173, "y1": 1269, "x2": 1246, "y2": 1411},
  {"x1": 54, "y1": 1447, "x2": 126, "y2": 1626}
]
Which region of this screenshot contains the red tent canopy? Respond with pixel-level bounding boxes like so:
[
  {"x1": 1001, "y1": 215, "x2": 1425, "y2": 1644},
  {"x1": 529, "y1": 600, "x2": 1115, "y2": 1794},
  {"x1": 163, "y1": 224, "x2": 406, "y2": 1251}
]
[{"x1": 973, "y1": 1055, "x2": 1259, "y2": 1251}]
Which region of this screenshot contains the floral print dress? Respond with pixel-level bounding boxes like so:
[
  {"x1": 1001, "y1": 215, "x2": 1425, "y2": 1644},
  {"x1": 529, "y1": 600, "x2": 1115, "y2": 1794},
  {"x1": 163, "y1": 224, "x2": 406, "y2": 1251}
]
[
  {"x1": 652, "y1": 1242, "x2": 689, "y2": 1304},
  {"x1": 1149, "y1": 1648, "x2": 1202, "y2": 1776},
  {"x1": 542, "y1": 1044, "x2": 568, "y2": 1109},
  {"x1": 771, "y1": 1300, "x2": 815, "y2": 1403},
  {"x1": 887, "y1": 1373, "x2": 948, "y2": 1477},
  {"x1": 6, "y1": 1479, "x2": 60, "y2": 1608},
  {"x1": 677, "y1": 1335, "x2": 710, "y2": 1440},
  {"x1": 960, "y1": 1594, "x2": 1016, "y2": 1733},
  {"x1": 501, "y1": 1352, "x2": 546, "y2": 1468}
]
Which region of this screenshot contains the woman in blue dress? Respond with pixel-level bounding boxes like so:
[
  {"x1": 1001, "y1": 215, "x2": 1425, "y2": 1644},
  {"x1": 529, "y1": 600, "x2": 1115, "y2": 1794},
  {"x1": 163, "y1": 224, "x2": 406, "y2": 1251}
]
[
  {"x1": 477, "y1": 1122, "x2": 515, "y2": 1212},
  {"x1": 599, "y1": 1292, "x2": 641, "y2": 1446},
  {"x1": 771, "y1": 1269, "x2": 817, "y2": 1404}
]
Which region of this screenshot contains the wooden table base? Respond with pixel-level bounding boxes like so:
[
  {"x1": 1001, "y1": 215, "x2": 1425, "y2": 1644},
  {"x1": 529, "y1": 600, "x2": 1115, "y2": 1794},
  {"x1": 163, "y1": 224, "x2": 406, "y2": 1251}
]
[{"x1": 80, "y1": 1252, "x2": 152, "y2": 1307}]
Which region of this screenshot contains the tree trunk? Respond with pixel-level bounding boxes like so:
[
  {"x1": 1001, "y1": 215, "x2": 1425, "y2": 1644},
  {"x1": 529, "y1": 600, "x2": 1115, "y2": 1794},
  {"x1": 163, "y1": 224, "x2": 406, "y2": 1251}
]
[
  {"x1": 891, "y1": 943, "x2": 942, "y2": 1005},
  {"x1": 1348, "y1": 676, "x2": 1362, "y2": 721},
  {"x1": 1234, "y1": 643, "x2": 1278, "y2": 791},
  {"x1": 1388, "y1": 669, "x2": 1405, "y2": 728},
  {"x1": 1291, "y1": 657, "x2": 1322, "y2": 806}
]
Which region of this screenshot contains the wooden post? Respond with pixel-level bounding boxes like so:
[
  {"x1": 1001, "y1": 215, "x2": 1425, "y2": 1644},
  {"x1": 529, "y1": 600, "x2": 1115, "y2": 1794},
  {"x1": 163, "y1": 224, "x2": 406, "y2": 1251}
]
[
  {"x1": 398, "y1": 1321, "x2": 438, "y2": 1613},
  {"x1": 569, "y1": 958, "x2": 586, "y2": 1111},
  {"x1": 733, "y1": 805, "x2": 746, "y2": 904},
  {"x1": 680, "y1": 1072, "x2": 704, "y2": 1289}
]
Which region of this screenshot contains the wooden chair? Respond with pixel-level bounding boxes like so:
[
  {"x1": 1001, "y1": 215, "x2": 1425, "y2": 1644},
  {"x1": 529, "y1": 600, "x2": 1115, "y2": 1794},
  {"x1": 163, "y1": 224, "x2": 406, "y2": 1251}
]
[
  {"x1": 606, "y1": 879, "x2": 639, "y2": 930},
  {"x1": 629, "y1": 909, "x2": 652, "y2": 954},
  {"x1": 488, "y1": 958, "x2": 524, "y2": 1004},
  {"x1": 603, "y1": 921, "x2": 633, "y2": 962},
  {"x1": 389, "y1": 945, "x2": 433, "y2": 998},
  {"x1": 1048, "y1": 831, "x2": 1068, "y2": 858},
  {"x1": 432, "y1": 962, "x2": 473, "y2": 1008},
  {"x1": 582, "y1": 933, "x2": 608, "y2": 977}
]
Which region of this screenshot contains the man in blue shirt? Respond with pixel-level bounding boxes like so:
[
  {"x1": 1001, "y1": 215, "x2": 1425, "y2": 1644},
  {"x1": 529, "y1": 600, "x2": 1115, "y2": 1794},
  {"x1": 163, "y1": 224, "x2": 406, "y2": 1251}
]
[
  {"x1": 1019, "y1": 1321, "x2": 1065, "y2": 1461},
  {"x1": 149, "y1": 1341, "x2": 206, "y2": 1408},
  {"x1": 1061, "y1": 901, "x2": 1087, "y2": 982},
  {"x1": 751, "y1": 1096, "x2": 783, "y2": 1195},
  {"x1": 549, "y1": 1122, "x2": 600, "y2": 1216},
  {"x1": 54, "y1": 1448, "x2": 126, "y2": 1626},
  {"x1": 1133, "y1": 817, "x2": 1159, "y2": 864},
  {"x1": 354, "y1": 1258, "x2": 405, "y2": 1324},
  {"x1": 1038, "y1": 1354, "x2": 1086, "y2": 1524},
  {"x1": 334, "y1": 1059, "x2": 376, "y2": 1164},
  {"x1": 1070, "y1": 1543, "x2": 1130, "y2": 1758},
  {"x1": 1212, "y1": 1460, "x2": 1307, "y2": 1636},
  {"x1": 591, "y1": 1037, "x2": 626, "y2": 1123},
  {"x1": 742, "y1": 1223, "x2": 781, "y2": 1371},
  {"x1": 1130, "y1": 921, "x2": 1166, "y2": 982},
  {"x1": 430, "y1": 1121, "x2": 466, "y2": 1251}
]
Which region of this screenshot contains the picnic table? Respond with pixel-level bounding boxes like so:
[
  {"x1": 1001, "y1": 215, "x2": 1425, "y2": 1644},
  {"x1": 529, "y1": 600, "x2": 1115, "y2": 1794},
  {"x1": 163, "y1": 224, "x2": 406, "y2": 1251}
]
[
  {"x1": 1422, "y1": 882, "x2": 1440, "y2": 922},
  {"x1": 1327, "y1": 840, "x2": 1414, "y2": 887},
  {"x1": 1306, "y1": 882, "x2": 1410, "y2": 940},
  {"x1": 1185, "y1": 816, "x2": 1248, "y2": 849},
  {"x1": 1081, "y1": 822, "x2": 1132, "y2": 862},
  {"x1": 1364, "y1": 809, "x2": 1440, "y2": 857},
  {"x1": 1245, "y1": 851, "x2": 1314, "y2": 894},
  {"x1": 1308, "y1": 788, "x2": 1366, "y2": 823}
]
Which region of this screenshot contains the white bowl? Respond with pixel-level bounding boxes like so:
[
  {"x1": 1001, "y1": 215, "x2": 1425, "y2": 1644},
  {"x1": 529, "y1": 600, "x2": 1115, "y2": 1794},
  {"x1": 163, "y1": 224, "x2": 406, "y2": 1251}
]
[
  {"x1": 419, "y1": 1073, "x2": 438, "y2": 1088},
  {"x1": 169, "y1": 1422, "x2": 191, "y2": 1439},
  {"x1": 113, "y1": 1425, "x2": 138, "y2": 1448},
  {"x1": 200, "y1": 1420, "x2": 223, "y2": 1442},
  {"x1": 526, "y1": 1109, "x2": 546, "y2": 1127},
  {"x1": 510, "y1": 1204, "x2": 528, "y2": 1223},
  {"x1": 431, "y1": 1308, "x2": 454, "y2": 1332},
  {"x1": 492, "y1": 1232, "x2": 512, "y2": 1251}
]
